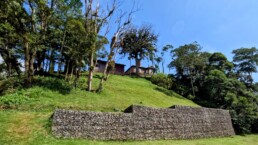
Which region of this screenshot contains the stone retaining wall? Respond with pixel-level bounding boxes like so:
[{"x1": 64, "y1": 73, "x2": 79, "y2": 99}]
[{"x1": 52, "y1": 105, "x2": 235, "y2": 140}]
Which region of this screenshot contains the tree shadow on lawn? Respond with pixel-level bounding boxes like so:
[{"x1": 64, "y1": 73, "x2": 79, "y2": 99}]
[
  {"x1": 33, "y1": 77, "x2": 72, "y2": 95},
  {"x1": 154, "y1": 87, "x2": 188, "y2": 100},
  {"x1": 93, "y1": 74, "x2": 102, "y2": 79}
]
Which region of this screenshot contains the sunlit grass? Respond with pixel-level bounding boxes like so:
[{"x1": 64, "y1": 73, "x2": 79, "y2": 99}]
[
  {"x1": 0, "y1": 111, "x2": 257, "y2": 145},
  {"x1": 1, "y1": 74, "x2": 256, "y2": 145},
  {"x1": 0, "y1": 74, "x2": 198, "y2": 112}
]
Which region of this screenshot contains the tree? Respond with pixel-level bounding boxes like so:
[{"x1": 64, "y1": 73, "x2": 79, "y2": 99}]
[
  {"x1": 166, "y1": 42, "x2": 258, "y2": 133},
  {"x1": 209, "y1": 52, "x2": 233, "y2": 73},
  {"x1": 201, "y1": 70, "x2": 258, "y2": 133},
  {"x1": 232, "y1": 47, "x2": 258, "y2": 86},
  {"x1": 154, "y1": 56, "x2": 162, "y2": 73},
  {"x1": 168, "y1": 42, "x2": 204, "y2": 97},
  {"x1": 55, "y1": 0, "x2": 83, "y2": 75},
  {"x1": 97, "y1": 8, "x2": 135, "y2": 92},
  {"x1": 120, "y1": 25, "x2": 158, "y2": 76},
  {"x1": 64, "y1": 18, "x2": 88, "y2": 86},
  {"x1": 202, "y1": 69, "x2": 229, "y2": 107},
  {"x1": 0, "y1": 0, "x2": 36, "y2": 85},
  {"x1": 0, "y1": 5, "x2": 21, "y2": 77},
  {"x1": 161, "y1": 44, "x2": 173, "y2": 73},
  {"x1": 84, "y1": 0, "x2": 116, "y2": 91}
]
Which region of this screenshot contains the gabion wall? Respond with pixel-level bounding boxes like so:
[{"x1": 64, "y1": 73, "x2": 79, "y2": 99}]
[{"x1": 52, "y1": 105, "x2": 235, "y2": 140}]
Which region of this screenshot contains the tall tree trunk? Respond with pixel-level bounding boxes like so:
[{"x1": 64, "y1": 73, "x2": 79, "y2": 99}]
[
  {"x1": 87, "y1": 14, "x2": 97, "y2": 91},
  {"x1": 24, "y1": 41, "x2": 30, "y2": 86},
  {"x1": 45, "y1": 50, "x2": 50, "y2": 72},
  {"x1": 130, "y1": 58, "x2": 132, "y2": 77},
  {"x1": 97, "y1": 33, "x2": 120, "y2": 93},
  {"x1": 36, "y1": 49, "x2": 46, "y2": 74},
  {"x1": 97, "y1": 59, "x2": 110, "y2": 93},
  {"x1": 58, "y1": 31, "x2": 66, "y2": 75},
  {"x1": 189, "y1": 69, "x2": 195, "y2": 97},
  {"x1": 24, "y1": 42, "x2": 36, "y2": 86},
  {"x1": 28, "y1": 50, "x2": 36, "y2": 85},
  {"x1": 49, "y1": 49, "x2": 55, "y2": 73},
  {"x1": 65, "y1": 59, "x2": 70, "y2": 80},
  {"x1": 74, "y1": 64, "x2": 82, "y2": 88},
  {"x1": 7, "y1": 48, "x2": 12, "y2": 77},
  {"x1": 87, "y1": 52, "x2": 94, "y2": 91},
  {"x1": 135, "y1": 58, "x2": 141, "y2": 76},
  {"x1": 70, "y1": 66, "x2": 74, "y2": 80}
]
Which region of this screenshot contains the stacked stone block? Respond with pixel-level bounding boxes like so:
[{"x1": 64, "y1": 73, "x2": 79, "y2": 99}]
[{"x1": 52, "y1": 105, "x2": 235, "y2": 140}]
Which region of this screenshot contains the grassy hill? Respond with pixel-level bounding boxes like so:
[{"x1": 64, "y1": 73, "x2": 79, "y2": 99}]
[
  {"x1": 0, "y1": 74, "x2": 198, "y2": 111},
  {"x1": 0, "y1": 75, "x2": 257, "y2": 145}
]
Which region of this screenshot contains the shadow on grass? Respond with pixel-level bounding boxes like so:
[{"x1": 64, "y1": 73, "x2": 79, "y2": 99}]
[
  {"x1": 0, "y1": 77, "x2": 25, "y2": 96},
  {"x1": 93, "y1": 74, "x2": 102, "y2": 79},
  {"x1": 33, "y1": 77, "x2": 72, "y2": 95},
  {"x1": 154, "y1": 87, "x2": 188, "y2": 100}
]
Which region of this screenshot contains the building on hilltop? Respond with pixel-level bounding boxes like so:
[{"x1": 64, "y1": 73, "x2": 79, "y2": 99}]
[
  {"x1": 94, "y1": 60, "x2": 155, "y2": 77},
  {"x1": 94, "y1": 60, "x2": 125, "y2": 75},
  {"x1": 125, "y1": 65, "x2": 155, "y2": 76}
]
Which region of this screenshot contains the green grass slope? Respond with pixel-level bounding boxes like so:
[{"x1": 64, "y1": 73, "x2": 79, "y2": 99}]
[
  {"x1": 0, "y1": 75, "x2": 198, "y2": 111},
  {"x1": 0, "y1": 75, "x2": 257, "y2": 145}
]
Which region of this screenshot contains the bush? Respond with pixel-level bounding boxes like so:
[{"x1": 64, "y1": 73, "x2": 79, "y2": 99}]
[
  {"x1": 187, "y1": 94, "x2": 195, "y2": 100},
  {"x1": 0, "y1": 77, "x2": 23, "y2": 96},
  {"x1": 230, "y1": 110, "x2": 256, "y2": 134},
  {"x1": 0, "y1": 92, "x2": 33, "y2": 109},
  {"x1": 150, "y1": 73, "x2": 173, "y2": 89},
  {"x1": 34, "y1": 76, "x2": 72, "y2": 94}
]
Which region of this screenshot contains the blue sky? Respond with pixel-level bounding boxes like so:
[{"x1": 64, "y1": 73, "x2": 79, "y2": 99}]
[{"x1": 107, "y1": 0, "x2": 258, "y2": 82}]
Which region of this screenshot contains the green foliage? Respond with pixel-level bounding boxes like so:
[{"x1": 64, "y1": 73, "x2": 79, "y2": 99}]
[
  {"x1": 209, "y1": 52, "x2": 233, "y2": 72},
  {"x1": 74, "y1": 77, "x2": 88, "y2": 90},
  {"x1": 120, "y1": 25, "x2": 158, "y2": 60},
  {"x1": 232, "y1": 47, "x2": 258, "y2": 85},
  {"x1": 169, "y1": 42, "x2": 208, "y2": 76},
  {"x1": 200, "y1": 70, "x2": 258, "y2": 133},
  {"x1": 228, "y1": 90, "x2": 258, "y2": 134},
  {"x1": 33, "y1": 76, "x2": 72, "y2": 94},
  {"x1": 150, "y1": 73, "x2": 173, "y2": 89},
  {"x1": 169, "y1": 42, "x2": 209, "y2": 97},
  {"x1": 0, "y1": 93, "x2": 33, "y2": 109},
  {"x1": 0, "y1": 77, "x2": 23, "y2": 96},
  {"x1": 187, "y1": 94, "x2": 196, "y2": 100},
  {"x1": 254, "y1": 83, "x2": 258, "y2": 93},
  {"x1": 120, "y1": 25, "x2": 158, "y2": 75},
  {"x1": 202, "y1": 70, "x2": 228, "y2": 107},
  {"x1": 169, "y1": 43, "x2": 258, "y2": 134},
  {"x1": 230, "y1": 110, "x2": 252, "y2": 134}
]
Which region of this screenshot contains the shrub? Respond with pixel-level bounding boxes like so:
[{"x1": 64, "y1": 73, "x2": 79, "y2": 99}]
[
  {"x1": 0, "y1": 92, "x2": 33, "y2": 109},
  {"x1": 0, "y1": 77, "x2": 23, "y2": 96},
  {"x1": 230, "y1": 110, "x2": 255, "y2": 134},
  {"x1": 34, "y1": 76, "x2": 72, "y2": 94},
  {"x1": 187, "y1": 94, "x2": 195, "y2": 100},
  {"x1": 150, "y1": 73, "x2": 173, "y2": 89}
]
